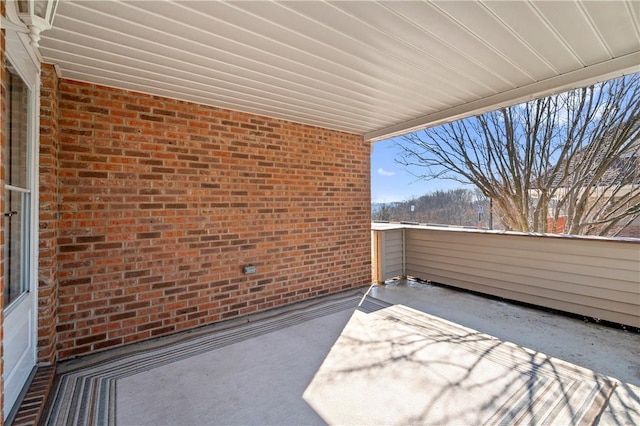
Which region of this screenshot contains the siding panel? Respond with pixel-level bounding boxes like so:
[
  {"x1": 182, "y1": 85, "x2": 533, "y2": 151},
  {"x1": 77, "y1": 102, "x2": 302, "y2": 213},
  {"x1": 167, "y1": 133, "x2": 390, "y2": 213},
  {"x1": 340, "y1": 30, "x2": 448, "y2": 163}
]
[
  {"x1": 392, "y1": 226, "x2": 640, "y2": 328},
  {"x1": 372, "y1": 226, "x2": 404, "y2": 282}
]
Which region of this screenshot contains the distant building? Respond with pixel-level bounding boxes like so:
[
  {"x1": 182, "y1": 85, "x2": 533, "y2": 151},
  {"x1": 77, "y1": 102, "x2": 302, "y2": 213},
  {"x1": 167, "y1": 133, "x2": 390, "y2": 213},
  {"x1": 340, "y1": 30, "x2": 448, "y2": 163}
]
[{"x1": 531, "y1": 125, "x2": 640, "y2": 237}]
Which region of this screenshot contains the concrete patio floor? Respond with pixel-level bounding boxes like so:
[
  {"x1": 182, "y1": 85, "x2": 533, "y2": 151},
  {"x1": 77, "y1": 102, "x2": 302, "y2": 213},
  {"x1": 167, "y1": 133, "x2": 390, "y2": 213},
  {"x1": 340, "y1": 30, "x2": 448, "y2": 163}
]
[
  {"x1": 370, "y1": 279, "x2": 640, "y2": 425},
  {"x1": 45, "y1": 279, "x2": 640, "y2": 425}
]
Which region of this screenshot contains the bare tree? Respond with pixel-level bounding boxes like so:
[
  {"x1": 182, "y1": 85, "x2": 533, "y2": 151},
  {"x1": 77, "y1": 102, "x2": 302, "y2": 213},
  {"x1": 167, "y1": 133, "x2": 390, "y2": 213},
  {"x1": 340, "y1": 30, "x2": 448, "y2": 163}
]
[
  {"x1": 396, "y1": 74, "x2": 640, "y2": 236},
  {"x1": 373, "y1": 203, "x2": 394, "y2": 221},
  {"x1": 372, "y1": 188, "x2": 485, "y2": 227}
]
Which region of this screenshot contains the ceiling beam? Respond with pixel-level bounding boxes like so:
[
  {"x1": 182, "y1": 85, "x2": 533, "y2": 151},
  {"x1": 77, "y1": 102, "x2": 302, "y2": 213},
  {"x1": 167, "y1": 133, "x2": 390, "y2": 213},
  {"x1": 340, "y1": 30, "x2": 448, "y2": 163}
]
[{"x1": 365, "y1": 53, "x2": 640, "y2": 142}]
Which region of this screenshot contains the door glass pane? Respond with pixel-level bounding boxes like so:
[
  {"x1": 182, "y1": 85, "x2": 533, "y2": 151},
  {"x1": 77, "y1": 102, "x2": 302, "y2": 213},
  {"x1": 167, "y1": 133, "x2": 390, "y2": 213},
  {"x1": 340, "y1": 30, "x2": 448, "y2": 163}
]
[
  {"x1": 3, "y1": 59, "x2": 30, "y2": 309},
  {"x1": 7, "y1": 59, "x2": 29, "y2": 188},
  {"x1": 4, "y1": 191, "x2": 26, "y2": 307}
]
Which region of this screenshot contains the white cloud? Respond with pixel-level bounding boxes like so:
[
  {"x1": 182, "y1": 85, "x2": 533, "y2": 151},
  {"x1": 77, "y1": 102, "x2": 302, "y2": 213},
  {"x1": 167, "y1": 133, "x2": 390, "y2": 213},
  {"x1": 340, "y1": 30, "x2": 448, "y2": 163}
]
[{"x1": 377, "y1": 168, "x2": 395, "y2": 176}]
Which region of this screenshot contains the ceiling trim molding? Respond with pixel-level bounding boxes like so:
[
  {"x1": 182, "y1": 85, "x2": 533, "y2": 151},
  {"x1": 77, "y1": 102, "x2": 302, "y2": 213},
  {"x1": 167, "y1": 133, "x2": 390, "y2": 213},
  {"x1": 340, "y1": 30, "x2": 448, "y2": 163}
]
[{"x1": 365, "y1": 53, "x2": 640, "y2": 142}]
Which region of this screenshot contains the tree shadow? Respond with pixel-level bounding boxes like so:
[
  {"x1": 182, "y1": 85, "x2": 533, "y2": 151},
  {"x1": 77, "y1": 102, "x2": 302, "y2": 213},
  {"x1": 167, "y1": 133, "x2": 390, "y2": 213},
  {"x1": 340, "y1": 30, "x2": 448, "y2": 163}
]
[{"x1": 304, "y1": 301, "x2": 618, "y2": 425}]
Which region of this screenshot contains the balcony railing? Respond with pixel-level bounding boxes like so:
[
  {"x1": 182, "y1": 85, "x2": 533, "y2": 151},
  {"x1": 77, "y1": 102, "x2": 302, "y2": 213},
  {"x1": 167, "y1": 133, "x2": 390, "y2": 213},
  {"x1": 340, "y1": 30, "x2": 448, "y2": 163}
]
[{"x1": 372, "y1": 223, "x2": 640, "y2": 328}]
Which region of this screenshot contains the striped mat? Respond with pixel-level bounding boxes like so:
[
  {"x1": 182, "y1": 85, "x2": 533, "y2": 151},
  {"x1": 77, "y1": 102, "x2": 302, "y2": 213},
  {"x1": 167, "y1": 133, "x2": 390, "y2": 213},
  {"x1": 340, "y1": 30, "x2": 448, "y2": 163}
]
[{"x1": 44, "y1": 292, "x2": 387, "y2": 426}]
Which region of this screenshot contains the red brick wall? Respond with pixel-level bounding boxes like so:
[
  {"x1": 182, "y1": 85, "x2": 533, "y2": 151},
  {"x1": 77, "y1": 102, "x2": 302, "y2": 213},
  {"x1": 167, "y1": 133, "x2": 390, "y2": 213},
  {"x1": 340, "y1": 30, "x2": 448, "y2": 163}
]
[
  {"x1": 38, "y1": 64, "x2": 59, "y2": 364},
  {"x1": 56, "y1": 80, "x2": 371, "y2": 359},
  {"x1": 546, "y1": 216, "x2": 567, "y2": 234}
]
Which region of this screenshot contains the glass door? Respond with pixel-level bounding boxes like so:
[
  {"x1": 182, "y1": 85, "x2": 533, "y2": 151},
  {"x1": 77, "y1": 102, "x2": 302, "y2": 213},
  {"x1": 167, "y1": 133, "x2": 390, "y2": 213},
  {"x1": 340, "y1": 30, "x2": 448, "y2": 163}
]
[
  {"x1": 4, "y1": 59, "x2": 30, "y2": 308},
  {"x1": 3, "y1": 54, "x2": 37, "y2": 421}
]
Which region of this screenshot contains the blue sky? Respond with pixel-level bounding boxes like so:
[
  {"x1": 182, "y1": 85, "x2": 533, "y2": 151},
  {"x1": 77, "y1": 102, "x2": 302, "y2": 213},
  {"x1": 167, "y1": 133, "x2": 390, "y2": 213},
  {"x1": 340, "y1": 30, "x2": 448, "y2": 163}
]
[{"x1": 370, "y1": 137, "x2": 462, "y2": 203}]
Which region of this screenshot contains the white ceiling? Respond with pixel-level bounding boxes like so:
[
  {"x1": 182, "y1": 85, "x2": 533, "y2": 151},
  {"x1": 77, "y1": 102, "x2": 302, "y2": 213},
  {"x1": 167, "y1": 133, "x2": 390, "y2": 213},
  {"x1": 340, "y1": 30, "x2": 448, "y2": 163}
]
[{"x1": 39, "y1": 0, "x2": 640, "y2": 141}]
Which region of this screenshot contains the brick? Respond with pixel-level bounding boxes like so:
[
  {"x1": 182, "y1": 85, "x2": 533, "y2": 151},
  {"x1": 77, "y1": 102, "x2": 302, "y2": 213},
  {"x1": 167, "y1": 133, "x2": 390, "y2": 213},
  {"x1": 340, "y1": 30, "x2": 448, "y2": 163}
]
[
  {"x1": 76, "y1": 333, "x2": 107, "y2": 346},
  {"x1": 36, "y1": 78, "x2": 373, "y2": 362}
]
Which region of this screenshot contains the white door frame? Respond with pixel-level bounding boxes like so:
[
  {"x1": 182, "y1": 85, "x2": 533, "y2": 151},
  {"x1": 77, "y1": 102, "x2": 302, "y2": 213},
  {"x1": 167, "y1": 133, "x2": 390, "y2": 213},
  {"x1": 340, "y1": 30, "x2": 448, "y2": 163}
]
[{"x1": 2, "y1": 24, "x2": 40, "y2": 421}]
